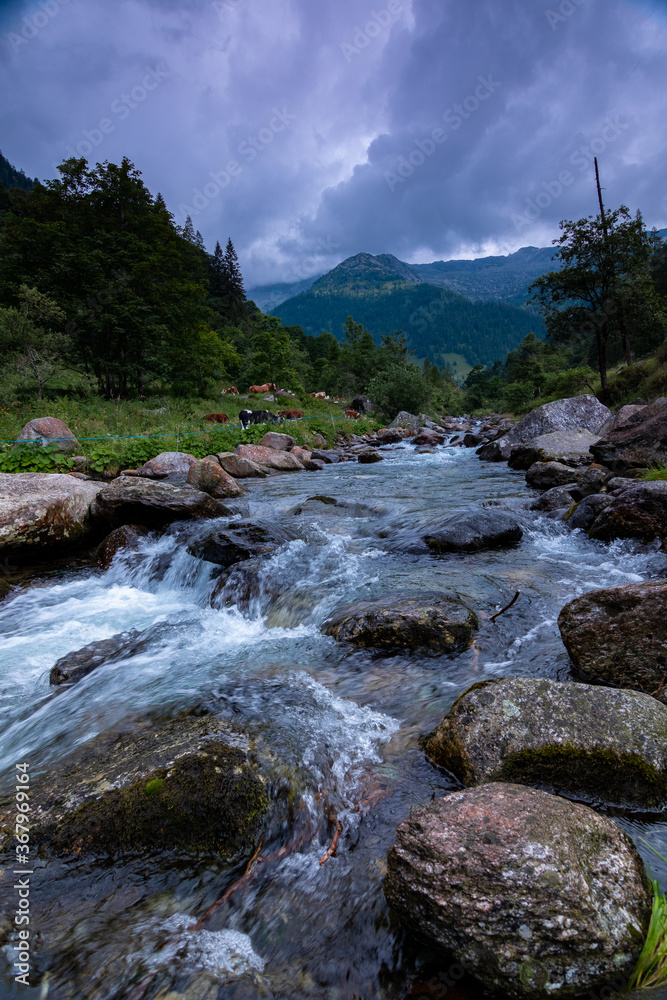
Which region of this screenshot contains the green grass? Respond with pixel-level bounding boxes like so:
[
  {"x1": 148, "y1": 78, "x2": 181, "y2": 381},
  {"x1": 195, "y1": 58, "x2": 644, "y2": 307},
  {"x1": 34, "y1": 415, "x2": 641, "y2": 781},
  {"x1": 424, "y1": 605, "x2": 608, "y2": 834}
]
[
  {"x1": 640, "y1": 463, "x2": 667, "y2": 482},
  {"x1": 0, "y1": 392, "x2": 380, "y2": 474},
  {"x1": 627, "y1": 842, "x2": 667, "y2": 991}
]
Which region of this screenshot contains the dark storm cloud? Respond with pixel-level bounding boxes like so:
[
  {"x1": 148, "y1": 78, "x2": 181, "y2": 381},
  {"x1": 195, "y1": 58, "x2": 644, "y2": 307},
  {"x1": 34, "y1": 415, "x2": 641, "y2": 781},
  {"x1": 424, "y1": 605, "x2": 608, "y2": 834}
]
[{"x1": 2, "y1": 0, "x2": 666, "y2": 286}]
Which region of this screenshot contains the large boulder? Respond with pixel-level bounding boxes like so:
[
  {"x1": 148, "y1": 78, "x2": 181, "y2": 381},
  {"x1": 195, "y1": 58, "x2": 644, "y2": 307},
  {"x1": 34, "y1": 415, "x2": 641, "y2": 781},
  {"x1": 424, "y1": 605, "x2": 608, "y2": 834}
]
[
  {"x1": 90, "y1": 476, "x2": 233, "y2": 529},
  {"x1": 592, "y1": 397, "x2": 667, "y2": 471},
  {"x1": 423, "y1": 508, "x2": 523, "y2": 553},
  {"x1": 0, "y1": 472, "x2": 103, "y2": 557},
  {"x1": 481, "y1": 395, "x2": 611, "y2": 462},
  {"x1": 563, "y1": 493, "x2": 612, "y2": 531},
  {"x1": 0, "y1": 714, "x2": 268, "y2": 857},
  {"x1": 235, "y1": 443, "x2": 304, "y2": 472},
  {"x1": 96, "y1": 524, "x2": 150, "y2": 569},
  {"x1": 388, "y1": 411, "x2": 421, "y2": 432},
  {"x1": 187, "y1": 519, "x2": 299, "y2": 568},
  {"x1": 186, "y1": 458, "x2": 246, "y2": 498},
  {"x1": 587, "y1": 481, "x2": 667, "y2": 545},
  {"x1": 508, "y1": 429, "x2": 602, "y2": 469},
  {"x1": 16, "y1": 416, "x2": 80, "y2": 454},
  {"x1": 427, "y1": 676, "x2": 667, "y2": 811},
  {"x1": 258, "y1": 431, "x2": 295, "y2": 451},
  {"x1": 216, "y1": 452, "x2": 268, "y2": 478},
  {"x1": 558, "y1": 580, "x2": 667, "y2": 700},
  {"x1": 324, "y1": 592, "x2": 478, "y2": 655},
  {"x1": 525, "y1": 461, "x2": 608, "y2": 497},
  {"x1": 138, "y1": 451, "x2": 198, "y2": 478},
  {"x1": 384, "y1": 784, "x2": 650, "y2": 999},
  {"x1": 598, "y1": 403, "x2": 647, "y2": 437}
]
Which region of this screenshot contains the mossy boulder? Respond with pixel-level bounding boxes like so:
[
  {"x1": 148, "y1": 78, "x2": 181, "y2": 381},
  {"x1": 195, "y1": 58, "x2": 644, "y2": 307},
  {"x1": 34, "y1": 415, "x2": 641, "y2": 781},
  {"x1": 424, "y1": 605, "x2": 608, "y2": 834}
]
[
  {"x1": 324, "y1": 591, "x2": 478, "y2": 655},
  {"x1": 384, "y1": 783, "x2": 650, "y2": 999},
  {"x1": 427, "y1": 677, "x2": 667, "y2": 811},
  {"x1": 558, "y1": 580, "x2": 667, "y2": 700},
  {"x1": 0, "y1": 714, "x2": 268, "y2": 857}
]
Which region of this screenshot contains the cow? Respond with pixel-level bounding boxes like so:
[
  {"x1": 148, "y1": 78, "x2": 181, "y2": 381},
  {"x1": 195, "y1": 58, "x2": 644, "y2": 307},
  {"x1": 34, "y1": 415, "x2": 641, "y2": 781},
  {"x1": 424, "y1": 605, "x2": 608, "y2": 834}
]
[
  {"x1": 309, "y1": 391, "x2": 326, "y2": 399},
  {"x1": 345, "y1": 409, "x2": 360, "y2": 419},
  {"x1": 277, "y1": 409, "x2": 304, "y2": 419},
  {"x1": 203, "y1": 413, "x2": 229, "y2": 423},
  {"x1": 239, "y1": 409, "x2": 281, "y2": 428},
  {"x1": 249, "y1": 383, "x2": 277, "y2": 394},
  {"x1": 222, "y1": 386, "x2": 239, "y2": 395}
]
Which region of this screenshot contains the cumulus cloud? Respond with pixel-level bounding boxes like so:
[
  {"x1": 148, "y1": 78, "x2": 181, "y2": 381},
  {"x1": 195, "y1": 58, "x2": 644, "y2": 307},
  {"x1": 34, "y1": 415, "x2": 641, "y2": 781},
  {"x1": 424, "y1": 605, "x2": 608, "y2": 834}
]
[{"x1": 1, "y1": 0, "x2": 666, "y2": 286}]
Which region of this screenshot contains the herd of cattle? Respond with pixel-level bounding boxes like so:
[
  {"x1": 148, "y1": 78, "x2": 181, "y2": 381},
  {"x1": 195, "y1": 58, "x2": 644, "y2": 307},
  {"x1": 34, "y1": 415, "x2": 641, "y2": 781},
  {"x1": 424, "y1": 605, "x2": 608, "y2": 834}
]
[{"x1": 203, "y1": 384, "x2": 364, "y2": 428}]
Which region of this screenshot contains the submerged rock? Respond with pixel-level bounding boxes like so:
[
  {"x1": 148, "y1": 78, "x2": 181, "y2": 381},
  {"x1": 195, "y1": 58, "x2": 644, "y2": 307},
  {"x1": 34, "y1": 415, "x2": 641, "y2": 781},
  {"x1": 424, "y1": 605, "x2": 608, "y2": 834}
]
[
  {"x1": 384, "y1": 783, "x2": 650, "y2": 999},
  {"x1": 16, "y1": 416, "x2": 80, "y2": 454},
  {"x1": 0, "y1": 714, "x2": 268, "y2": 857},
  {"x1": 558, "y1": 580, "x2": 667, "y2": 700},
  {"x1": 50, "y1": 630, "x2": 144, "y2": 686},
  {"x1": 0, "y1": 472, "x2": 103, "y2": 558},
  {"x1": 288, "y1": 495, "x2": 378, "y2": 518},
  {"x1": 587, "y1": 481, "x2": 667, "y2": 545},
  {"x1": 427, "y1": 676, "x2": 667, "y2": 810},
  {"x1": 324, "y1": 592, "x2": 478, "y2": 655},
  {"x1": 186, "y1": 458, "x2": 246, "y2": 498},
  {"x1": 90, "y1": 476, "x2": 232, "y2": 529},
  {"x1": 187, "y1": 519, "x2": 299, "y2": 568},
  {"x1": 96, "y1": 524, "x2": 150, "y2": 569},
  {"x1": 358, "y1": 450, "x2": 383, "y2": 464},
  {"x1": 423, "y1": 508, "x2": 523, "y2": 553}
]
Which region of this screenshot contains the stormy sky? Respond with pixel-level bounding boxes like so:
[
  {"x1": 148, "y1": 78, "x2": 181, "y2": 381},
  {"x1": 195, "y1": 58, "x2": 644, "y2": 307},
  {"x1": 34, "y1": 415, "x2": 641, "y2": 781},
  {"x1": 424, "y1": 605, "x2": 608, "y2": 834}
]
[{"x1": 2, "y1": 0, "x2": 666, "y2": 288}]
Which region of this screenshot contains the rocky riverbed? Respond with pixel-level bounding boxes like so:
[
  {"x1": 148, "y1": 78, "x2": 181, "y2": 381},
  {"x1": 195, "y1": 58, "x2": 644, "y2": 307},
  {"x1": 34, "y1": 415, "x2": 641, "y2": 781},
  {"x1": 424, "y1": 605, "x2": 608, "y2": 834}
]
[{"x1": 1, "y1": 402, "x2": 667, "y2": 1000}]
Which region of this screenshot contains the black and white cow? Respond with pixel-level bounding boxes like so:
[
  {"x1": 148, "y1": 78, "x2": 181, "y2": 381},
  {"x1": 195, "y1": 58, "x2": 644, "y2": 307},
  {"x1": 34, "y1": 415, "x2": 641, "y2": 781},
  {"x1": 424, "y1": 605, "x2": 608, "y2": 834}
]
[{"x1": 239, "y1": 409, "x2": 281, "y2": 429}]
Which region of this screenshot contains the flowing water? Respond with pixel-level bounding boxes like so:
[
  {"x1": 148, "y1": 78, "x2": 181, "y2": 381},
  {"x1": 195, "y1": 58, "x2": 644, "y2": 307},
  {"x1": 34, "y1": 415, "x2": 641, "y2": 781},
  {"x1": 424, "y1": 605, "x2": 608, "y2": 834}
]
[{"x1": 1, "y1": 444, "x2": 667, "y2": 1000}]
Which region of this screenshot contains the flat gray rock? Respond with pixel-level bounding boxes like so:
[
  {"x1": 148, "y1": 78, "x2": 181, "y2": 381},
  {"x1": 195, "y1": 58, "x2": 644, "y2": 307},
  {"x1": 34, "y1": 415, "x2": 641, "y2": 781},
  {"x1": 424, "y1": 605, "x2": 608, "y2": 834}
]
[
  {"x1": 427, "y1": 676, "x2": 667, "y2": 810},
  {"x1": 0, "y1": 472, "x2": 102, "y2": 557},
  {"x1": 423, "y1": 507, "x2": 523, "y2": 552}
]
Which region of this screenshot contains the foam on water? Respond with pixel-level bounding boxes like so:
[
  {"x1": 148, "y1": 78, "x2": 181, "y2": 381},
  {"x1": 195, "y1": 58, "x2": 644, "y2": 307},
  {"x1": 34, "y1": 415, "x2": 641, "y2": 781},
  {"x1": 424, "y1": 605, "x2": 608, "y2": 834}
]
[{"x1": 130, "y1": 914, "x2": 265, "y2": 978}]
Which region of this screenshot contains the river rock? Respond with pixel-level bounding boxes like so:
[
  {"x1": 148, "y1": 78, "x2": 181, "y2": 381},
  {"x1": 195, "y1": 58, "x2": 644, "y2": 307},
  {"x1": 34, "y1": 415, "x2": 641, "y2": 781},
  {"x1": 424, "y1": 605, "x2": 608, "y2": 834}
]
[
  {"x1": 358, "y1": 450, "x2": 383, "y2": 464},
  {"x1": 376, "y1": 429, "x2": 403, "y2": 444},
  {"x1": 508, "y1": 429, "x2": 602, "y2": 469},
  {"x1": 259, "y1": 431, "x2": 295, "y2": 451},
  {"x1": 186, "y1": 458, "x2": 246, "y2": 498},
  {"x1": 599, "y1": 403, "x2": 647, "y2": 437},
  {"x1": 412, "y1": 431, "x2": 445, "y2": 446},
  {"x1": 0, "y1": 472, "x2": 103, "y2": 557},
  {"x1": 324, "y1": 592, "x2": 478, "y2": 655},
  {"x1": 384, "y1": 783, "x2": 650, "y2": 999},
  {"x1": 592, "y1": 397, "x2": 667, "y2": 471},
  {"x1": 304, "y1": 458, "x2": 325, "y2": 471},
  {"x1": 187, "y1": 519, "x2": 299, "y2": 568},
  {"x1": 427, "y1": 676, "x2": 667, "y2": 811},
  {"x1": 209, "y1": 557, "x2": 287, "y2": 612},
  {"x1": 423, "y1": 508, "x2": 523, "y2": 553},
  {"x1": 16, "y1": 416, "x2": 80, "y2": 454},
  {"x1": 389, "y1": 411, "x2": 421, "y2": 432},
  {"x1": 0, "y1": 579, "x2": 11, "y2": 602},
  {"x1": 525, "y1": 461, "x2": 584, "y2": 491},
  {"x1": 587, "y1": 481, "x2": 667, "y2": 545},
  {"x1": 0, "y1": 713, "x2": 268, "y2": 857},
  {"x1": 138, "y1": 451, "x2": 198, "y2": 478},
  {"x1": 530, "y1": 486, "x2": 576, "y2": 512},
  {"x1": 480, "y1": 395, "x2": 611, "y2": 462},
  {"x1": 96, "y1": 524, "x2": 150, "y2": 569},
  {"x1": 216, "y1": 452, "x2": 268, "y2": 478},
  {"x1": 558, "y1": 580, "x2": 667, "y2": 700},
  {"x1": 564, "y1": 494, "x2": 612, "y2": 531},
  {"x1": 311, "y1": 433, "x2": 327, "y2": 448},
  {"x1": 50, "y1": 629, "x2": 145, "y2": 686},
  {"x1": 311, "y1": 450, "x2": 340, "y2": 464},
  {"x1": 90, "y1": 476, "x2": 232, "y2": 529},
  {"x1": 235, "y1": 443, "x2": 304, "y2": 471},
  {"x1": 289, "y1": 446, "x2": 312, "y2": 464},
  {"x1": 289, "y1": 495, "x2": 379, "y2": 518}
]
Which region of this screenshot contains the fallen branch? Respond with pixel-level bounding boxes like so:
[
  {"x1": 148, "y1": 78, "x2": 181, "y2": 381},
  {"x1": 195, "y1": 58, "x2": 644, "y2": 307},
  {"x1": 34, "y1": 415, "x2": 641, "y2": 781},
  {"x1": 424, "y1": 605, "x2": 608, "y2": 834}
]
[
  {"x1": 489, "y1": 590, "x2": 521, "y2": 622},
  {"x1": 319, "y1": 819, "x2": 342, "y2": 866},
  {"x1": 651, "y1": 674, "x2": 667, "y2": 698},
  {"x1": 194, "y1": 839, "x2": 263, "y2": 929}
]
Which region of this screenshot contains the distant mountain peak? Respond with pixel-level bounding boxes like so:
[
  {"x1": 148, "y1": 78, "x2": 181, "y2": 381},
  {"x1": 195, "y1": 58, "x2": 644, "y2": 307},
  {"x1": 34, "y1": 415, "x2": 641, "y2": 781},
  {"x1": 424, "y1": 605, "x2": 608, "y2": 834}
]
[{"x1": 310, "y1": 251, "x2": 420, "y2": 292}]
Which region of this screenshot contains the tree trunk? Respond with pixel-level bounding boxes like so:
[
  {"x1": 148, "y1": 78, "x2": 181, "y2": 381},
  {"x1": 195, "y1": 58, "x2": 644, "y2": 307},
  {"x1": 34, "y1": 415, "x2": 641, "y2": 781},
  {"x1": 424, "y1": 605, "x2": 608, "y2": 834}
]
[{"x1": 596, "y1": 328, "x2": 607, "y2": 390}]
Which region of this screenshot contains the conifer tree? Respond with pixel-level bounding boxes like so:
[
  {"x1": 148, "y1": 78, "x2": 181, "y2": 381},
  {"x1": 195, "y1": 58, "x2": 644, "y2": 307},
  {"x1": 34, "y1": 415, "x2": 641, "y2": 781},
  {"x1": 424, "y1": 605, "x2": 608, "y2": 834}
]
[
  {"x1": 182, "y1": 215, "x2": 196, "y2": 242},
  {"x1": 209, "y1": 240, "x2": 228, "y2": 300},
  {"x1": 224, "y1": 238, "x2": 245, "y2": 306}
]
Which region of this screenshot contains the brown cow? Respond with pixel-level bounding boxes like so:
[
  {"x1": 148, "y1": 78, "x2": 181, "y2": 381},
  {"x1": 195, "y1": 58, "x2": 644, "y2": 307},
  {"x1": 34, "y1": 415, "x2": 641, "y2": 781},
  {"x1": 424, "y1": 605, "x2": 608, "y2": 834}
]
[
  {"x1": 309, "y1": 391, "x2": 326, "y2": 398},
  {"x1": 277, "y1": 409, "x2": 304, "y2": 419},
  {"x1": 345, "y1": 409, "x2": 360, "y2": 419},
  {"x1": 249, "y1": 383, "x2": 277, "y2": 394},
  {"x1": 203, "y1": 413, "x2": 229, "y2": 423},
  {"x1": 222, "y1": 386, "x2": 238, "y2": 395}
]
